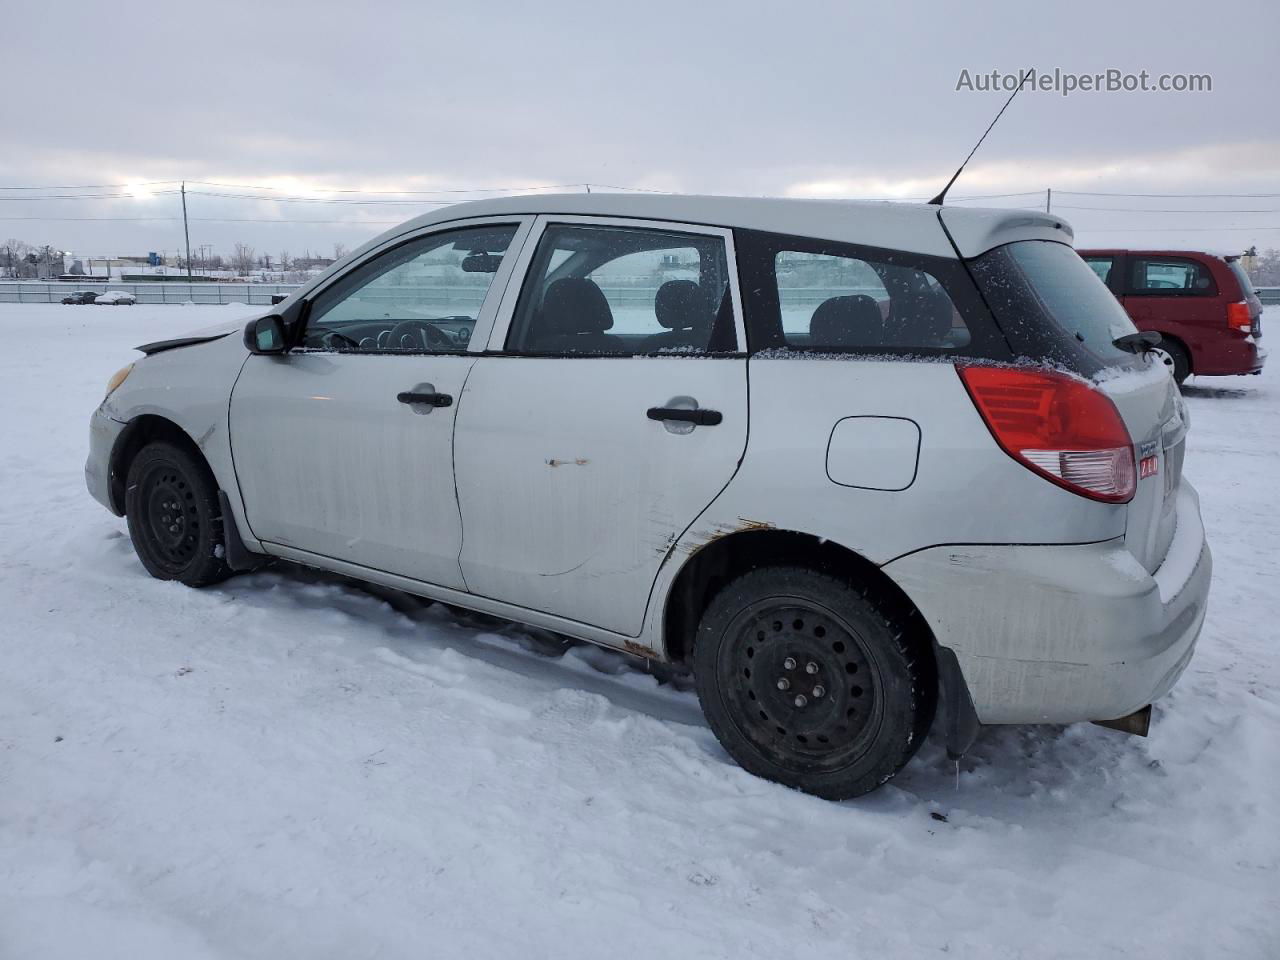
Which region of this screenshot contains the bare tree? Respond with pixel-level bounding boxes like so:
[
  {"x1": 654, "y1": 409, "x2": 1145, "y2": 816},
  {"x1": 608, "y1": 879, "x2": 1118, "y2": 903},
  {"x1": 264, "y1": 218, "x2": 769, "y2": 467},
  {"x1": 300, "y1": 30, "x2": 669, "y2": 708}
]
[
  {"x1": 2, "y1": 238, "x2": 30, "y2": 279},
  {"x1": 231, "y1": 243, "x2": 256, "y2": 276},
  {"x1": 278, "y1": 250, "x2": 292, "y2": 272},
  {"x1": 333, "y1": 242, "x2": 348, "y2": 261}
]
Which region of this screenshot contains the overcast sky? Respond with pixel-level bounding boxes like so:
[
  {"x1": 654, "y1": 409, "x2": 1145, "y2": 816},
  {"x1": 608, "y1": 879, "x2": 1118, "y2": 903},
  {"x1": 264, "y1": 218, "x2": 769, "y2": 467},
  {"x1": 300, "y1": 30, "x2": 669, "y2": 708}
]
[{"x1": 3, "y1": 0, "x2": 1277, "y2": 258}]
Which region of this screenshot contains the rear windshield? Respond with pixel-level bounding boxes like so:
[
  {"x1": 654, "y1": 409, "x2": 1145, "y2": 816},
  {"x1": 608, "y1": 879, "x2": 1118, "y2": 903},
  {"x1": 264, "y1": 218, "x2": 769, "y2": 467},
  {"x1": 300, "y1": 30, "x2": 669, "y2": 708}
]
[
  {"x1": 1226, "y1": 258, "x2": 1257, "y2": 299},
  {"x1": 970, "y1": 240, "x2": 1139, "y2": 370}
]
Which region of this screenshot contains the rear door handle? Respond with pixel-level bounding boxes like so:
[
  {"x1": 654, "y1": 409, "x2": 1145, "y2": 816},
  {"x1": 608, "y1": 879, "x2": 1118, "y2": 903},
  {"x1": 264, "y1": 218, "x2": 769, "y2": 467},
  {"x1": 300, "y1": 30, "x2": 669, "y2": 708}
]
[
  {"x1": 397, "y1": 391, "x2": 453, "y2": 407},
  {"x1": 647, "y1": 406, "x2": 722, "y2": 426}
]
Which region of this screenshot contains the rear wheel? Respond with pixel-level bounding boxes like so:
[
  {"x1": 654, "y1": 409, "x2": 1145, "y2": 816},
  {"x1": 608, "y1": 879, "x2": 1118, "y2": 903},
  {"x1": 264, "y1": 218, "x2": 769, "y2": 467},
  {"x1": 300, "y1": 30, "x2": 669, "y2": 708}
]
[
  {"x1": 692, "y1": 566, "x2": 931, "y2": 799},
  {"x1": 1153, "y1": 338, "x2": 1190, "y2": 385},
  {"x1": 125, "y1": 441, "x2": 232, "y2": 586}
]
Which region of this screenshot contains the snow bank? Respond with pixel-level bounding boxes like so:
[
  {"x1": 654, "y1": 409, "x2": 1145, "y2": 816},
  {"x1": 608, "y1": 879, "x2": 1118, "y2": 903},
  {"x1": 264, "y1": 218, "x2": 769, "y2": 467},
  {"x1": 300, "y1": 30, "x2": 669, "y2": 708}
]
[{"x1": 0, "y1": 303, "x2": 1276, "y2": 959}]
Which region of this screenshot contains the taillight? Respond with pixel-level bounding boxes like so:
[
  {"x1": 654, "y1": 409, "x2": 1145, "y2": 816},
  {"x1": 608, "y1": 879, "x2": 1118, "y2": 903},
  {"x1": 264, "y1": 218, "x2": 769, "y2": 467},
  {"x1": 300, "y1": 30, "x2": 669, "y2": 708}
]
[
  {"x1": 958, "y1": 365, "x2": 1136, "y2": 503},
  {"x1": 1227, "y1": 301, "x2": 1253, "y2": 331}
]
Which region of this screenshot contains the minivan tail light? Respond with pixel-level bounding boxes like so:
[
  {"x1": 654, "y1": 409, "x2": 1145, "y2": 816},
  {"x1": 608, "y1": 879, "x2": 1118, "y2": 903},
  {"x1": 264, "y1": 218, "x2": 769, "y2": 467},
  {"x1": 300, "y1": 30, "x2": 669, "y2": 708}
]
[
  {"x1": 958, "y1": 365, "x2": 1136, "y2": 503},
  {"x1": 1227, "y1": 301, "x2": 1253, "y2": 331}
]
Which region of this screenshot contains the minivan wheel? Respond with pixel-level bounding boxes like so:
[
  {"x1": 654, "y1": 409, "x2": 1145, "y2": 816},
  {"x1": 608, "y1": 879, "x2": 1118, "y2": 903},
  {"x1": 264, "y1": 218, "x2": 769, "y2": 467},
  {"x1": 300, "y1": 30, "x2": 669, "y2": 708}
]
[
  {"x1": 692, "y1": 566, "x2": 930, "y2": 799},
  {"x1": 1152, "y1": 340, "x2": 1190, "y2": 385},
  {"x1": 125, "y1": 441, "x2": 232, "y2": 586}
]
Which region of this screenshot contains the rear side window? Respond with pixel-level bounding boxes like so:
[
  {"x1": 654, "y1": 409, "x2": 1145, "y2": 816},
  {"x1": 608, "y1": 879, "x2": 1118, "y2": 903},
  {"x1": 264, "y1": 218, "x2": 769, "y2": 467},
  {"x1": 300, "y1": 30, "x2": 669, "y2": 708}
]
[
  {"x1": 1126, "y1": 256, "x2": 1217, "y2": 296},
  {"x1": 736, "y1": 231, "x2": 995, "y2": 356},
  {"x1": 970, "y1": 240, "x2": 1139, "y2": 370}
]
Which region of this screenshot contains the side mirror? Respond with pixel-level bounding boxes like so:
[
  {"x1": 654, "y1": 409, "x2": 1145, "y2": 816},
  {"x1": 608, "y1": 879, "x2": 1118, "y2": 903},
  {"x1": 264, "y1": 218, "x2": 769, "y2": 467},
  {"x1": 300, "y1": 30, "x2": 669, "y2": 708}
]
[{"x1": 244, "y1": 314, "x2": 287, "y2": 354}]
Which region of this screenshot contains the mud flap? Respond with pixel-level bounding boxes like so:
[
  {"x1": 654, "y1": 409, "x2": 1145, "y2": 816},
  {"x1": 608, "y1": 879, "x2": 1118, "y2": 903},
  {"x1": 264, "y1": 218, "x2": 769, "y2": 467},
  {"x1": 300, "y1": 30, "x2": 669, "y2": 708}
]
[
  {"x1": 935, "y1": 643, "x2": 981, "y2": 760},
  {"x1": 217, "y1": 490, "x2": 262, "y2": 572}
]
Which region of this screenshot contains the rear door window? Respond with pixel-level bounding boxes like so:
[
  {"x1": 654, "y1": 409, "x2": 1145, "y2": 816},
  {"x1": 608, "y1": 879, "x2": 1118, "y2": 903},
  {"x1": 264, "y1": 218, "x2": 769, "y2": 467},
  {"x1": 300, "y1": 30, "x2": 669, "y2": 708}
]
[
  {"x1": 1127, "y1": 256, "x2": 1217, "y2": 296},
  {"x1": 505, "y1": 223, "x2": 736, "y2": 355}
]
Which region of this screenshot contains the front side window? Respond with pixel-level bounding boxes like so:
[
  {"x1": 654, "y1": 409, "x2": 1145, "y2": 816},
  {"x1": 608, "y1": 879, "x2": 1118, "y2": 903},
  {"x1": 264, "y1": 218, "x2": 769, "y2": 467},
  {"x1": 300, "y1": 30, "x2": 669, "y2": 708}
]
[
  {"x1": 505, "y1": 224, "x2": 736, "y2": 355},
  {"x1": 1127, "y1": 256, "x2": 1216, "y2": 296},
  {"x1": 301, "y1": 224, "x2": 518, "y2": 352},
  {"x1": 1083, "y1": 256, "x2": 1115, "y2": 286}
]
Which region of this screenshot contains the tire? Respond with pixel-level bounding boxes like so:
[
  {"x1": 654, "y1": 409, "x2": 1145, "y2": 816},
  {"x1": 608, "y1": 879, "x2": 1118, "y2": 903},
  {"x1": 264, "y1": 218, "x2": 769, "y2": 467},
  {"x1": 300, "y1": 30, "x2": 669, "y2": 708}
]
[
  {"x1": 1153, "y1": 339, "x2": 1190, "y2": 385},
  {"x1": 692, "y1": 566, "x2": 932, "y2": 800},
  {"x1": 125, "y1": 441, "x2": 232, "y2": 586}
]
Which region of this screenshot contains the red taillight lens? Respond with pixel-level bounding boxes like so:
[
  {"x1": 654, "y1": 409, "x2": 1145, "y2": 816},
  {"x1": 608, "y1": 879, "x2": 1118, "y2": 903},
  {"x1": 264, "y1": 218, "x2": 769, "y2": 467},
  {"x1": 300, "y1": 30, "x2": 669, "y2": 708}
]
[
  {"x1": 1227, "y1": 301, "x2": 1253, "y2": 331},
  {"x1": 958, "y1": 365, "x2": 1136, "y2": 503}
]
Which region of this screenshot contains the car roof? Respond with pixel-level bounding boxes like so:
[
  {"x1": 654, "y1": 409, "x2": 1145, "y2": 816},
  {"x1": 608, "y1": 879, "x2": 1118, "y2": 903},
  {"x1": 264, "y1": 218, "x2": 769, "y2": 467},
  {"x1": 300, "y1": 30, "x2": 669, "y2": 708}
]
[{"x1": 351, "y1": 193, "x2": 1074, "y2": 262}]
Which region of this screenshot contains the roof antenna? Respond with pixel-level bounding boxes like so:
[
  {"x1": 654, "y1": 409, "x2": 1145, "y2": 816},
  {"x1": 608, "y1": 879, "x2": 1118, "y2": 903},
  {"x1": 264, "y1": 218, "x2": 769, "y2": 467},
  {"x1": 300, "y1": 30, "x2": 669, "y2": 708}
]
[{"x1": 929, "y1": 68, "x2": 1032, "y2": 205}]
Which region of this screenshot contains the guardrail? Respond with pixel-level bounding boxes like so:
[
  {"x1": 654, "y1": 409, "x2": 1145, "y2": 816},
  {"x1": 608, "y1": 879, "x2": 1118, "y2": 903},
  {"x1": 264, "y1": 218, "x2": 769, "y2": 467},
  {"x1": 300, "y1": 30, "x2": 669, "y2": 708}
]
[
  {"x1": 0, "y1": 281, "x2": 304, "y2": 306},
  {"x1": 1256, "y1": 286, "x2": 1280, "y2": 305}
]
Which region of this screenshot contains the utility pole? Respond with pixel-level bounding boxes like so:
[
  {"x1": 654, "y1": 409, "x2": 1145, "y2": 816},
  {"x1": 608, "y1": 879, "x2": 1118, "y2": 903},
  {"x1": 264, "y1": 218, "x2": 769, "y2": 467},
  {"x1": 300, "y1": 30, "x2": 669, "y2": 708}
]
[
  {"x1": 181, "y1": 181, "x2": 193, "y2": 278},
  {"x1": 1046, "y1": 188, "x2": 1052, "y2": 213}
]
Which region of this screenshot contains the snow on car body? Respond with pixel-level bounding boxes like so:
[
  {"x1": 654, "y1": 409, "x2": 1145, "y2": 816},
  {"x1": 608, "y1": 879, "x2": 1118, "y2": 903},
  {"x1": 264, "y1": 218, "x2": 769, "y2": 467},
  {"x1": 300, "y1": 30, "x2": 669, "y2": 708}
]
[{"x1": 85, "y1": 193, "x2": 1211, "y2": 798}]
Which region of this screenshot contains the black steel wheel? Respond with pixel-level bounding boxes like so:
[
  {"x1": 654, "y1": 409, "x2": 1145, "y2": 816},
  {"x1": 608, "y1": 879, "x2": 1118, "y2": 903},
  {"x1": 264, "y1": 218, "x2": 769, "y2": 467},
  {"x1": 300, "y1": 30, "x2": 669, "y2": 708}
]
[
  {"x1": 693, "y1": 566, "x2": 932, "y2": 799},
  {"x1": 125, "y1": 441, "x2": 232, "y2": 586}
]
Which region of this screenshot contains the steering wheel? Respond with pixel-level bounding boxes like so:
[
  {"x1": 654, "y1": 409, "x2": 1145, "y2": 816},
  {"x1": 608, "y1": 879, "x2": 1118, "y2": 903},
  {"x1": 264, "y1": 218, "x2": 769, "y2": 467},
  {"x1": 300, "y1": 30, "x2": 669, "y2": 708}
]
[{"x1": 387, "y1": 319, "x2": 453, "y2": 351}]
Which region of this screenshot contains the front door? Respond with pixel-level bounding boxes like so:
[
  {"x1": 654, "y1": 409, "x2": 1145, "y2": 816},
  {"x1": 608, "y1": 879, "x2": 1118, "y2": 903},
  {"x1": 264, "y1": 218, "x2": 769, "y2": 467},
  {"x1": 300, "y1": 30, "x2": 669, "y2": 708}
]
[
  {"x1": 453, "y1": 218, "x2": 749, "y2": 636},
  {"x1": 229, "y1": 220, "x2": 528, "y2": 589}
]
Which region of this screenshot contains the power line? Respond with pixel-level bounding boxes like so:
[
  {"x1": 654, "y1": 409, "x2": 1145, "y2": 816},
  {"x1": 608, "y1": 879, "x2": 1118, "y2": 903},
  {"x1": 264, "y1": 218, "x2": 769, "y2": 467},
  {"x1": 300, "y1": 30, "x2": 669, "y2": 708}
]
[
  {"x1": 0, "y1": 180, "x2": 181, "y2": 191},
  {"x1": 1056, "y1": 190, "x2": 1280, "y2": 199},
  {"x1": 1055, "y1": 204, "x2": 1280, "y2": 213},
  {"x1": 0, "y1": 216, "x2": 403, "y2": 224},
  {"x1": 184, "y1": 190, "x2": 458, "y2": 205}
]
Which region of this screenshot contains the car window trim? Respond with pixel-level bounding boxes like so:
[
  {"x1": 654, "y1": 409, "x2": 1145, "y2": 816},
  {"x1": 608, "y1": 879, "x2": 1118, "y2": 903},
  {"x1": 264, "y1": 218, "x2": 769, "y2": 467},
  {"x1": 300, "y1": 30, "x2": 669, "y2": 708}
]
[
  {"x1": 291, "y1": 216, "x2": 534, "y2": 356},
  {"x1": 483, "y1": 214, "x2": 748, "y2": 357}
]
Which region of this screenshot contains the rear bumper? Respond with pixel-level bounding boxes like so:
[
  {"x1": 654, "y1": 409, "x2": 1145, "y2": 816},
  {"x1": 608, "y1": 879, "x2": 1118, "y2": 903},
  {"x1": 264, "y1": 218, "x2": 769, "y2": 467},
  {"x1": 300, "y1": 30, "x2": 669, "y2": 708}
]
[
  {"x1": 86, "y1": 405, "x2": 127, "y2": 516},
  {"x1": 1194, "y1": 335, "x2": 1266, "y2": 377},
  {"x1": 883, "y1": 482, "x2": 1211, "y2": 724}
]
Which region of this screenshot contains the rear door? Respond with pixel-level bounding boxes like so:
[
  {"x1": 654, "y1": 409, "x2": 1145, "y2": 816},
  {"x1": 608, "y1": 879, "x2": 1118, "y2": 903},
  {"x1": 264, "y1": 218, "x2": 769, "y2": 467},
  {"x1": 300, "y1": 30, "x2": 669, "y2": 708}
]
[
  {"x1": 1122, "y1": 254, "x2": 1218, "y2": 342},
  {"x1": 452, "y1": 216, "x2": 748, "y2": 636}
]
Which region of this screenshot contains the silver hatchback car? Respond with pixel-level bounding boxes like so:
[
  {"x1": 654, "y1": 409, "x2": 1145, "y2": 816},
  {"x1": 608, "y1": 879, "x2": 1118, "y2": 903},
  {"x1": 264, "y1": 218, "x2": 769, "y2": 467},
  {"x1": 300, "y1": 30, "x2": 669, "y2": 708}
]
[{"x1": 86, "y1": 194, "x2": 1211, "y2": 799}]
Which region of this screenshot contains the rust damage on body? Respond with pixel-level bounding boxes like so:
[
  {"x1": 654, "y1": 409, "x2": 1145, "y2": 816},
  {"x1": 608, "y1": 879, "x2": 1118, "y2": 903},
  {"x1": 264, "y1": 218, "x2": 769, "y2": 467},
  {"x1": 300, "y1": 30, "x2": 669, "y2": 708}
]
[
  {"x1": 678, "y1": 517, "x2": 777, "y2": 556},
  {"x1": 623, "y1": 639, "x2": 659, "y2": 660}
]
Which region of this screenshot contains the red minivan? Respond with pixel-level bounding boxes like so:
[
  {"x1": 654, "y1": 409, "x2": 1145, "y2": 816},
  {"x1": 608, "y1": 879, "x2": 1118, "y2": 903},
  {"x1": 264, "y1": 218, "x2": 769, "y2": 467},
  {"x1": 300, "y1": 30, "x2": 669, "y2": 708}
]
[{"x1": 1077, "y1": 249, "x2": 1265, "y2": 384}]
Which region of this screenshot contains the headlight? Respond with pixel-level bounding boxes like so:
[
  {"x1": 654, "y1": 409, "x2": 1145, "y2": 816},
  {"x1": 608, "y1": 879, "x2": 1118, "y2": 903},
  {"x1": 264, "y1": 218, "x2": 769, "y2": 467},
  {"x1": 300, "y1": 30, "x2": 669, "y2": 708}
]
[{"x1": 105, "y1": 363, "x2": 134, "y2": 398}]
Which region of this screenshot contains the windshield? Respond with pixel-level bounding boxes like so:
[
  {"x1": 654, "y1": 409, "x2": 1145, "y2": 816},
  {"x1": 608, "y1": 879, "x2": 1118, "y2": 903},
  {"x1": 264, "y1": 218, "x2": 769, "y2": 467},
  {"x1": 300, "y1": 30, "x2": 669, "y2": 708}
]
[{"x1": 970, "y1": 240, "x2": 1139, "y2": 370}]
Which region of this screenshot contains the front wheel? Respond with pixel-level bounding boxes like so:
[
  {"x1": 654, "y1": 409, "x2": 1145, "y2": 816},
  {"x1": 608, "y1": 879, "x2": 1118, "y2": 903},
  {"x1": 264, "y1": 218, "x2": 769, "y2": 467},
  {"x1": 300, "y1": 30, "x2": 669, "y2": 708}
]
[
  {"x1": 125, "y1": 441, "x2": 232, "y2": 586},
  {"x1": 692, "y1": 567, "x2": 932, "y2": 799}
]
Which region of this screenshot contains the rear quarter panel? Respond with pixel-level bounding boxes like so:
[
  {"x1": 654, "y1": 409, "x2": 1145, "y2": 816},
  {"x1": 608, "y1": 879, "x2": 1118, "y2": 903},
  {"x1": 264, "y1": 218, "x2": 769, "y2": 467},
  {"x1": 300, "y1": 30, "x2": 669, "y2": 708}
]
[{"x1": 641, "y1": 357, "x2": 1128, "y2": 649}]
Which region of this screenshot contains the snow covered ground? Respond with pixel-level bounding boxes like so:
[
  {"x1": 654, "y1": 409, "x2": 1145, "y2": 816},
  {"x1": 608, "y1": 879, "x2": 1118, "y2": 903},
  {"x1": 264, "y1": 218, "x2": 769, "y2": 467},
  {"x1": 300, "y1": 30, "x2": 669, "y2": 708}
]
[{"x1": 1, "y1": 303, "x2": 1277, "y2": 959}]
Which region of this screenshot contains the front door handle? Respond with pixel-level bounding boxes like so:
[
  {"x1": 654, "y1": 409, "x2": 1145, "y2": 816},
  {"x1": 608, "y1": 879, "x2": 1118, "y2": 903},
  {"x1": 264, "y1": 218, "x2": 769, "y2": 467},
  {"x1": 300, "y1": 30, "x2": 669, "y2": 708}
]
[
  {"x1": 397, "y1": 391, "x2": 453, "y2": 407},
  {"x1": 647, "y1": 406, "x2": 722, "y2": 426}
]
